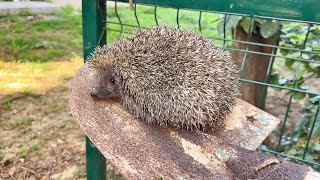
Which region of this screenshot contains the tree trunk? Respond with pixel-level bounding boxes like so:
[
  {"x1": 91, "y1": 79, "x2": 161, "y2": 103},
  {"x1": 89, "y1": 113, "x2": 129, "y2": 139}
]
[{"x1": 232, "y1": 26, "x2": 278, "y2": 110}]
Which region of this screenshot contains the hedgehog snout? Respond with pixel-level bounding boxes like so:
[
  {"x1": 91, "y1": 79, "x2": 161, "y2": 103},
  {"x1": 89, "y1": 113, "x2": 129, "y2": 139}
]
[
  {"x1": 90, "y1": 91, "x2": 99, "y2": 98},
  {"x1": 90, "y1": 88, "x2": 107, "y2": 99},
  {"x1": 90, "y1": 86, "x2": 118, "y2": 100}
]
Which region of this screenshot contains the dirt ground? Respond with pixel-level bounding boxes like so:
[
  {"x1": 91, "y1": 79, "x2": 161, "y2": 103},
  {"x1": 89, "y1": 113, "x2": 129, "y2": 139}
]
[{"x1": 0, "y1": 80, "x2": 87, "y2": 179}]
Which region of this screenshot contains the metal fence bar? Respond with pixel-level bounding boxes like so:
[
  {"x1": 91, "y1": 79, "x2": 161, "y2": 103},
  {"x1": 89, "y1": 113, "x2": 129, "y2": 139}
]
[
  {"x1": 238, "y1": 78, "x2": 319, "y2": 95},
  {"x1": 276, "y1": 25, "x2": 312, "y2": 152},
  {"x1": 176, "y1": 8, "x2": 180, "y2": 28},
  {"x1": 82, "y1": 0, "x2": 107, "y2": 179},
  {"x1": 134, "y1": 3, "x2": 140, "y2": 27},
  {"x1": 214, "y1": 37, "x2": 320, "y2": 56},
  {"x1": 303, "y1": 104, "x2": 320, "y2": 159},
  {"x1": 102, "y1": 21, "x2": 320, "y2": 56},
  {"x1": 276, "y1": 95, "x2": 293, "y2": 151},
  {"x1": 106, "y1": 0, "x2": 320, "y2": 23},
  {"x1": 107, "y1": 22, "x2": 147, "y2": 29},
  {"x1": 86, "y1": 137, "x2": 107, "y2": 180},
  {"x1": 239, "y1": 16, "x2": 255, "y2": 78},
  {"x1": 198, "y1": 11, "x2": 202, "y2": 32},
  {"x1": 223, "y1": 47, "x2": 320, "y2": 65},
  {"x1": 154, "y1": 6, "x2": 159, "y2": 26},
  {"x1": 107, "y1": 28, "x2": 134, "y2": 34},
  {"x1": 259, "y1": 46, "x2": 277, "y2": 109},
  {"x1": 114, "y1": 0, "x2": 123, "y2": 38},
  {"x1": 222, "y1": 14, "x2": 227, "y2": 48}
]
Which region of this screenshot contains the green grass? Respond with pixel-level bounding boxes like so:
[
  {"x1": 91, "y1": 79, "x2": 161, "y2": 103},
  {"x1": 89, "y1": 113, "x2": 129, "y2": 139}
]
[
  {"x1": 0, "y1": 5, "x2": 224, "y2": 63},
  {"x1": 19, "y1": 147, "x2": 28, "y2": 158},
  {"x1": 22, "y1": 90, "x2": 35, "y2": 96},
  {"x1": 30, "y1": 144, "x2": 41, "y2": 152},
  {"x1": 106, "y1": 6, "x2": 223, "y2": 44},
  {"x1": 73, "y1": 170, "x2": 86, "y2": 179},
  {"x1": 10, "y1": 117, "x2": 34, "y2": 129},
  {"x1": 0, "y1": 6, "x2": 82, "y2": 62},
  {"x1": 2, "y1": 99, "x2": 12, "y2": 108},
  {"x1": 30, "y1": 144, "x2": 43, "y2": 155}
]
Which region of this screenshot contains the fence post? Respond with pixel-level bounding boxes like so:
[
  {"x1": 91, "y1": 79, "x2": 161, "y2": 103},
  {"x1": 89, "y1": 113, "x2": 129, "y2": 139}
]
[{"x1": 82, "y1": 0, "x2": 106, "y2": 179}]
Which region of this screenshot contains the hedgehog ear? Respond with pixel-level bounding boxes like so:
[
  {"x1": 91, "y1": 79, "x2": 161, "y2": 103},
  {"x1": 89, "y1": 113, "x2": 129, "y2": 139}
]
[{"x1": 106, "y1": 63, "x2": 115, "y2": 72}]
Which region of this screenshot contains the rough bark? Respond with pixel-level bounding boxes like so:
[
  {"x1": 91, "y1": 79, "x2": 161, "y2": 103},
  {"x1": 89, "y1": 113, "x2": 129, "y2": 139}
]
[{"x1": 232, "y1": 26, "x2": 278, "y2": 110}]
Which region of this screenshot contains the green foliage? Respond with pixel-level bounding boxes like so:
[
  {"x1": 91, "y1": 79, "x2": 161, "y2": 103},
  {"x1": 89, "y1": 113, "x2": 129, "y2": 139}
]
[
  {"x1": 106, "y1": 6, "x2": 220, "y2": 44},
  {"x1": 30, "y1": 144, "x2": 42, "y2": 155},
  {"x1": 5, "y1": 38, "x2": 30, "y2": 56},
  {"x1": 10, "y1": 118, "x2": 34, "y2": 129},
  {"x1": 279, "y1": 25, "x2": 320, "y2": 79},
  {"x1": 217, "y1": 15, "x2": 241, "y2": 35},
  {"x1": 273, "y1": 25, "x2": 320, "y2": 158},
  {"x1": 270, "y1": 24, "x2": 320, "y2": 162},
  {"x1": 33, "y1": 18, "x2": 72, "y2": 31},
  {"x1": 218, "y1": 15, "x2": 280, "y2": 38},
  {"x1": 73, "y1": 170, "x2": 86, "y2": 179},
  {"x1": 33, "y1": 6, "x2": 81, "y2": 32},
  {"x1": 2, "y1": 99, "x2": 12, "y2": 108},
  {"x1": 30, "y1": 144, "x2": 41, "y2": 152},
  {"x1": 260, "y1": 20, "x2": 281, "y2": 38},
  {"x1": 285, "y1": 142, "x2": 320, "y2": 163},
  {"x1": 2, "y1": 6, "x2": 219, "y2": 62},
  {"x1": 297, "y1": 97, "x2": 320, "y2": 137},
  {"x1": 219, "y1": 16, "x2": 320, "y2": 164},
  {"x1": 0, "y1": 6, "x2": 82, "y2": 62},
  {"x1": 22, "y1": 90, "x2": 35, "y2": 96},
  {"x1": 33, "y1": 40, "x2": 60, "y2": 49},
  {"x1": 19, "y1": 147, "x2": 28, "y2": 158},
  {"x1": 239, "y1": 17, "x2": 254, "y2": 34}
]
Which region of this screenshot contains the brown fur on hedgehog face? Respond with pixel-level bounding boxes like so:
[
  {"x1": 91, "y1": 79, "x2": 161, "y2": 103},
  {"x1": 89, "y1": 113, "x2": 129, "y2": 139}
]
[{"x1": 90, "y1": 65, "x2": 121, "y2": 100}]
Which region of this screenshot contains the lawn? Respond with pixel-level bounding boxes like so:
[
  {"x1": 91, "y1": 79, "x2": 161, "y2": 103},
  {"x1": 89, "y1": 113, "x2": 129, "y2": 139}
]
[
  {"x1": 0, "y1": 5, "x2": 222, "y2": 63},
  {"x1": 0, "y1": 7, "x2": 82, "y2": 63},
  {"x1": 0, "y1": 5, "x2": 223, "y2": 96}
]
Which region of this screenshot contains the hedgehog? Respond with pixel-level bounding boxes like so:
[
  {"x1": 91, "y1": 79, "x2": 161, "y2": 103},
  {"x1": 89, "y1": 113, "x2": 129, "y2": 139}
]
[{"x1": 86, "y1": 26, "x2": 240, "y2": 130}]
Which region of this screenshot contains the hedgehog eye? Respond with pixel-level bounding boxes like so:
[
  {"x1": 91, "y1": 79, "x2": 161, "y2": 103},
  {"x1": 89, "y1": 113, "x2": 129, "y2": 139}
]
[{"x1": 110, "y1": 78, "x2": 115, "y2": 84}]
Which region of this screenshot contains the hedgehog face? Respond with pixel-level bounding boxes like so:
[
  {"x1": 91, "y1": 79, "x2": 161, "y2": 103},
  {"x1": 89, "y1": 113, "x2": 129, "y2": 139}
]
[{"x1": 90, "y1": 66, "x2": 120, "y2": 100}]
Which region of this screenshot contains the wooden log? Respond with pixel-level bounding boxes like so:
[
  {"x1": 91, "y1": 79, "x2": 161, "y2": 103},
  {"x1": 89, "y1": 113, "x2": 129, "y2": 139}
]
[
  {"x1": 69, "y1": 65, "x2": 318, "y2": 179},
  {"x1": 232, "y1": 26, "x2": 278, "y2": 109}
]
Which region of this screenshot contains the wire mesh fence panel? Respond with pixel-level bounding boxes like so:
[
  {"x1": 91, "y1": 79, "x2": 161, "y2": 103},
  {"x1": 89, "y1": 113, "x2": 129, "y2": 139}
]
[{"x1": 88, "y1": 0, "x2": 320, "y2": 176}]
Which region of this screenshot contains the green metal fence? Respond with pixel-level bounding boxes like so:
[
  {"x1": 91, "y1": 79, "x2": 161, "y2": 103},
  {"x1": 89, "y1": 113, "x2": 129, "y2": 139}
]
[{"x1": 82, "y1": 0, "x2": 320, "y2": 179}]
